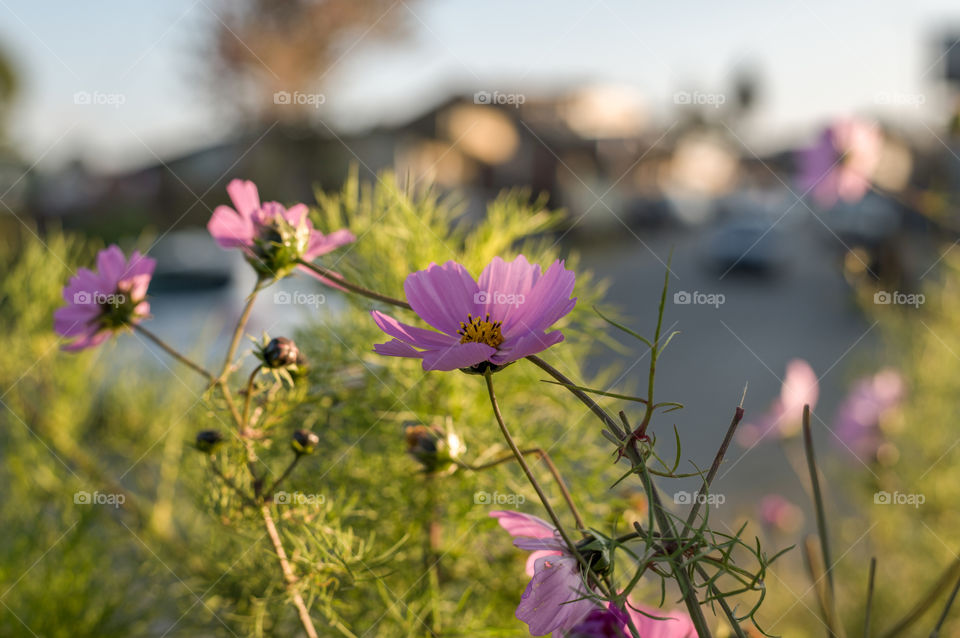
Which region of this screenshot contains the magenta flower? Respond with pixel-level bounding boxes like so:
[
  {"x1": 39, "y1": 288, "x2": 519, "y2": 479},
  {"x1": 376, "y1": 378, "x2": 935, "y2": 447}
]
[
  {"x1": 207, "y1": 179, "x2": 355, "y2": 281},
  {"x1": 54, "y1": 245, "x2": 155, "y2": 351},
  {"x1": 834, "y1": 368, "x2": 904, "y2": 459},
  {"x1": 796, "y1": 118, "x2": 882, "y2": 209},
  {"x1": 372, "y1": 256, "x2": 576, "y2": 372},
  {"x1": 758, "y1": 494, "x2": 804, "y2": 534},
  {"x1": 491, "y1": 510, "x2": 596, "y2": 635},
  {"x1": 737, "y1": 359, "x2": 819, "y2": 446}
]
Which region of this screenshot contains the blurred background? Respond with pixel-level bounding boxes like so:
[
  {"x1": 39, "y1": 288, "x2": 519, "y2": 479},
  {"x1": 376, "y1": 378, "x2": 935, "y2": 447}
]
[{"x1": 4, "y1": 0, "x2": 960, "y2": 635}]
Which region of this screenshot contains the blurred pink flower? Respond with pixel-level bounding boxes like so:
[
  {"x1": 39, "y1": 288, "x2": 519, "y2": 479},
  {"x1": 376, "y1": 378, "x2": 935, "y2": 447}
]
[
  {"x1": 737, "y1": 359, "x2": 819, "y2": 446},
  {"x1": 491, "y1": 510, "x2": 596, "y2": 635},
  {"x1": 834, "y1": 368, "x2": 904, "y2": 459},
  {"x1": 372, "y1": 256, "x2": 576, "y2": 372},
  {"x1": 796, "y1": 119, "x2": 882, "y2": 208},
  {"x1": 54, "y1": 245, "x2": 155, "y2": 351},
  {"x1": 207, "y1": 178, "x2": 354, "y2": 281},
  {"x1": 758, "y1": 494, "x2": 804, "y2": 534}
]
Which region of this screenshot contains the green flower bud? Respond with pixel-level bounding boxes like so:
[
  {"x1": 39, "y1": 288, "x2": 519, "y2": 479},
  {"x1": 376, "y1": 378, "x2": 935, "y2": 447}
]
[
  {"x1": 404, "y1": 423, "x2": 464, "y2": 474},
  {"x1": 292, "y1": 429, "x2": 319, "y2": 455},
  {"x1": 195, "y1": 429, "x2": 224, "y2": 453}
]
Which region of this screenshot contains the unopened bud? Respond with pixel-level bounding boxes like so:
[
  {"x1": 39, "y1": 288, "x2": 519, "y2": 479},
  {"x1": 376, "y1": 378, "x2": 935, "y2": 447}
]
[
  {"x1": 263, "y1": 337, "x2": 300, "y2": 368},
  {"x1": 292, "y1": 428, "x2": 319, "y2": 455},
  {"x1": 404, "y1": 423, "x2": 464, "y2": 474},
  {"x1": 195, "y1": 429, "x2": 224, "y2": 453}
]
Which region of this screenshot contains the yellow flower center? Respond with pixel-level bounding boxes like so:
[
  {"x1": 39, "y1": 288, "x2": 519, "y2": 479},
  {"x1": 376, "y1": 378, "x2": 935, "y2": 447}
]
[{"x1": 457, "y1": 313, "x2": 504, "y2": 348}]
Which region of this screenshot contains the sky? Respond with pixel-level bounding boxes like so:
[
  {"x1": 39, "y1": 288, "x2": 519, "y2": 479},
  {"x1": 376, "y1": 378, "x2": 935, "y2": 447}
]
[{"x1": 1, "y1": 0, "x2": 959, "y2": 173}]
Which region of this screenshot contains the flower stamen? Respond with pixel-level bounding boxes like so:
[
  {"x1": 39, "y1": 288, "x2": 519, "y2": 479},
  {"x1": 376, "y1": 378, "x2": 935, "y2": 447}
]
[{"x1": 457, "y1": 313, "x2": 504, "y2": 348}]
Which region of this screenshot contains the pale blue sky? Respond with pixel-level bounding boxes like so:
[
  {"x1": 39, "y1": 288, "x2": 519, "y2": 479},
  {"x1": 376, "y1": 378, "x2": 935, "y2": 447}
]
[{"x1": 1, "y1": 0, "x2": 958, "y2": 172}]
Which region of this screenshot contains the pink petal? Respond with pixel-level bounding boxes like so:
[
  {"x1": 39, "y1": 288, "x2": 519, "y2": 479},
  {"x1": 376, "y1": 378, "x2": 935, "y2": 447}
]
[
  {"x1": 96, "y1": 245, "x2": 127, "y2": 284},
  {"x1": 282, "y1": 202, "x2": 309, "y2": 226},
  {"x1": 506, "y1": 259, "x2": 576, "y2": 336},
  {"x1": 297, "y1": 265, "x2": 350, "y2": 291},
  {"x1": 490, "y1": 331, "x2": 564, "y2": 365},
  {"x1": 226, "y1": 179, "x2": 261, "y2": 219},
  {"x1": 403, "y1": 261, "x2": 480, "y2": 335},
  {"x1": 208, "y1": 205, "x2": 255, "y2": 248},
  {"x1": 517, "y1": 556, "x2": 595, "y2": 635},
  {"x1": 420, "y1": 342, "x2": 494, "y2": 371},
  {"x1": 490, "y1": 510, "x2": 557, "y2": 539},
  {"x1": 373, "y1": 339, "x2": 423, "y2": 358},
  {"x1": 61, "y1": 327, "x2": 111, "y2": 352},
  {"x1": 525, "y1": 549, "x2": 561, "y2": 578},
  {"x1": 476, "y1": 255, "x2": 542, "y2": 327},
  {"x1": 627, "y1": 601, "x2": 696, "y2": 638},
  {"x1": 371, "y1": 310, "x2": 457, "y2": 349},
  {"x1": 53, "y1": 304, "x2": 99, "y2": 336},
  {"x1": 781, "y1": 359, "x2": 818, "y2": 414},
  {"x1": 304, "y1": 228, "x2": 356, "y2": 260}
]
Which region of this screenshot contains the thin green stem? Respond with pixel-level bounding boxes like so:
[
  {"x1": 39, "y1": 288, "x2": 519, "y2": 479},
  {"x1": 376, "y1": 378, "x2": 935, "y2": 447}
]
[
  {"x1": 458, "y1": 447, "x2": 585, "y2": 530},
  {"x1": 865, "y1": 557, "x2": 876, "y2": 638},
  {"x1": 803, "y1": 405, "x2": 841, "y2": 637},
  {"x1": 220, "y1": 280, "x2": 265, "y2": 382},
  {"x1": 880, "y1": 556, "x2": 960, "y2": 638},
  {"x1": 133, "y1": 324, "x2": 213, "y2": 381},
  {"x1": 930, "y1": 570, "x2": 960, "y2": 637},
  {"x1": 297, "y1": 259, "x2": 411, "y2": 310},
  {"x1": 242, "y1": 367, "x2": 260, "y2": 429},
  {"x1": 684, "y1": 401, "x2": 746, "y2": 535},
  {"x1": 208, "y1": 457, "x2": 257, "y2": 507},
  {"x1": 264, "y1": 454, "x2": 302, "y2": 498}
]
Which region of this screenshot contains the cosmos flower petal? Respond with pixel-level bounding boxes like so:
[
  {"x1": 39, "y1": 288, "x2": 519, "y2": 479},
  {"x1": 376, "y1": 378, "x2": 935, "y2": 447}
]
[
  {"x1": 477, "y1": 255, "x2": 541, "y2": 325},
  {"x1": 96, "y1": 245, "x2": 127, "y2": 283},
  {"x1": 61, "y1": 327, "x2": 111, "y2": 352},
  {"x1": 490, "y1": 510, "x2": 557, "y2": 539},
  {"x1": 305, "y1": 228, "x2": 356, "y2": 260},
  {"x1": 371, "y1": 310, "x2": 457, "y2": 349},
  {"x1": 516, "y1": 556, "x2": 595, "y2": 635},
  {"x1": 208, "y1": 204, "x2": 255, "y2": 248},
  {"x1": 226, "y1": 179, "x2": 260, "y2": 219},
  {"x1": 420, "y1": 342, "x2": 495, "y2": 371},
  {"x1": 53, "y1": 304, "x2": 100, "y2": 336},
  {"x1": 490, "y1": 331, "x2": 564, "y2": 365},
  {"x1": 404, "y1": 261, "x2": 481, "y2": 335},
  {"x1": 373, "y1": 339, "x2": 423, "y2": 358},
  {"x1": 508, "y1": 259, "x2": 576, "y2": 335},
  {"x1": 514, "y1": 537, "x2": 568, "y2": 552}
]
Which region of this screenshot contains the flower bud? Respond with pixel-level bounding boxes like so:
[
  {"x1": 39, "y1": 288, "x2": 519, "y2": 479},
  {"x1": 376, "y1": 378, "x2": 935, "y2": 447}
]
[
  {"x1": 195, "y1": 429, "x2": 224, "y2": 453},
  {"x1": 292, "y1": 428, "x2": 319, "y2": 455},
  {"x1": 263, "y1": 337, "x2": 300, "y2": 369},
  {"x1": 404, "y1": 423, "x2": 464, "y2": 474}
]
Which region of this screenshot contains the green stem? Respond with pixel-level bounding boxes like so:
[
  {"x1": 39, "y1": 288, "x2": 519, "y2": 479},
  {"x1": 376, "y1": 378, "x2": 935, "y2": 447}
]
[
  {"x1": 930, "y1": 570, "x2": 960, "y2": 638},
  {"x1": 220, "y1": 280, "x2": 264, "y2": 382},
  {"x1": 260, "y1": 504, "x2": 320, "y2": 638},
  {"x1": 297, "y1": 259, "x2": 411, "y2": 310},
  {"x1": 459, "y1": 447, "x2": 585, "y2": 530},
  {"x1": 803, "y1": 405, "x2": 841, "y2": 637},
  {"x1": 264, "y1": 454, "x2": 302, "y2": 498},
  {"x1": 133, "y1": 324, "x2": 213, "y2": 381},
  {"x1": 865, "y1": 557, "x2": 876, "y2": 638}
]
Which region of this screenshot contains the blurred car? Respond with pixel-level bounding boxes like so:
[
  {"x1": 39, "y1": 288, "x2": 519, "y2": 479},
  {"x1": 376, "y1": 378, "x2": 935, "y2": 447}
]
[{"x1": 704, "y1": 218, "x2": 785, "y2": 276}]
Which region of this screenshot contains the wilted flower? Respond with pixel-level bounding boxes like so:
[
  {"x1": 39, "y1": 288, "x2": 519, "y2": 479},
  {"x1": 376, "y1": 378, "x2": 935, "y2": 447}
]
[
  {"x1": 195, "y1": 429, "x2": 225, "y2": 453},
  {"x1": 737, "y1": 359, "x2": 818, "y2": 446},
  {"x1": 404, "y1": 423, "x2": 464, "y2": 474},
  {"x1": 372, "y1": 256, "x2": 576, "y2": 372},
  {"x1": 491, "y1": 510, "x2": 596, "y2": 635},
  {"x1": 207, "y1": 179, "x2": 354, "y2": 281},
  {"x1": 834, "y1": 368, "x2": 904, "y2": 460},
  {"x1": 292, "y1": 429, "x2": 319, "y2": 455},
  {"x1": 54, "y1": 245, "x2": 156, "y2": 351},
  {"x1": 796, "y1": 119, "x2": 882, "y2": 209}
]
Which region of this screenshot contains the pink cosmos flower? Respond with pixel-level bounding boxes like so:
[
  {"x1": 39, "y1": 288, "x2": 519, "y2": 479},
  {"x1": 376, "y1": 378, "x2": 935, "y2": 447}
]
[
  {"x1": 737, "y1": 359, "x2": 819, "y2": 446},
  {"x1": 54, "y1": 245, "x2": 155, "y2": 351},
  {"x1": 564, "y1": 601, "x2": 695, "y2": 638},
  {"x1": 491, "y1": 510, "x2": 596, "y2": 635},
  {"x1": 834, "y1": 368, "x2": 904, "y2": 459},
  {"x1": 758, "y1": 494, "x2": 804, "y2": 535},
  {"x1": 371, "y1": 256, "x2": 576, "y2": 372},
  {"x1": 207, "y1": 179, "x2": 355, "y2": 281},
  {"x1": 796, "y1": 119, "x2": 882, "y2": 209}
]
